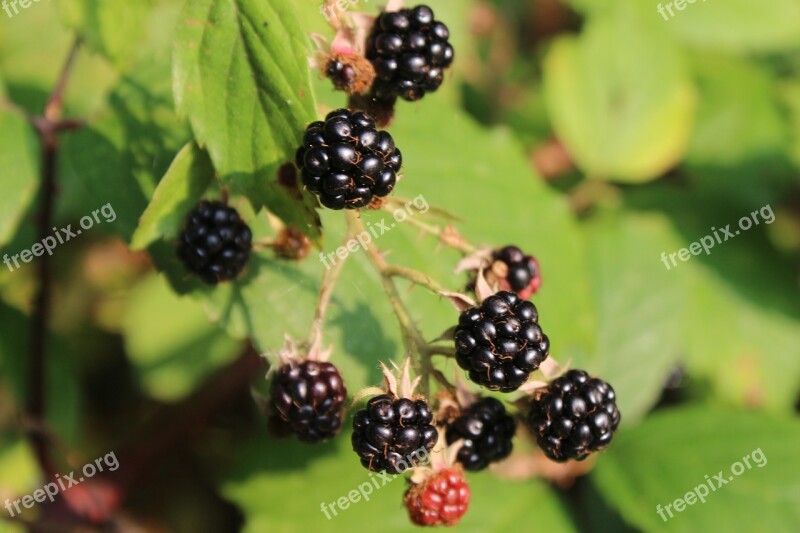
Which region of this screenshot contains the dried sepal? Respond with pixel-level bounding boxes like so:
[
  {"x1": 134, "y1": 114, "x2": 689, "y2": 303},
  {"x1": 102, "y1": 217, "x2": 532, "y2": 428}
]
[
  {"x1": 434, "y1": 374, "x2": 478, "y2": 424},
  {"x1": 473, "y1": 267, "x2": 496, "y2": 303},
  {"x1": 454, "y1": 247, "x2": 493, "y2": 274},
  {"x1": 263, "y1": 335, "x2": 332, "y2": 382},
  {"x1": 439, "y1": 224, "x2": 472, "y2": 252},
  {"x1": 439, "y1": 290, "x2": 477, "y2": 312},
  {"x1": 539, "y1": 356, "x2": 567, "y2": 379},
  {"x1": 380, "y1": 357, "x2": 421, "y2": 399},
  {"x1": 430, "y1": 325, "x2": 457, "y2": 343}
]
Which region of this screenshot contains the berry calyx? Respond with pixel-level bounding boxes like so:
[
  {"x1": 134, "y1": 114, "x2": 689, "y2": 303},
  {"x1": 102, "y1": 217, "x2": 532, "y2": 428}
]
[
  {"x1": 177, "y1": 200, "x2": 252, "y2": 285},
  {"x1": 352, "y1": 394, "x2": 438, "y2": 474},
  {"x1": 445, "y1": 397, "x2": 516, "y2": 471},
  {"x1": 453, "y1": 291, "x2": 550, "y2": 392},
  {"x1": 528, "y1": 369, "x2": 621, "y2": 462},
  {"x1": 491, "y1": 245, "x2": 542, "y2": 299},
  {"x1": 324, "y1": 53, "x2": 376, "y2": 95},
  {"x1": 404, "y1": 467, "x2": 470, "y2": 527},
  {"x1": 366, "y1": 4, "x2": 454, "y2": 101},
  {"x1": 273, "y1": 226, "x2": 312, "y2": 261},
  {"x1": 296, "y1": 109, "x2": 402, "y2": 210},
  {"x1": 270, "y1": 360, "x2": 347, "y2": 443}
]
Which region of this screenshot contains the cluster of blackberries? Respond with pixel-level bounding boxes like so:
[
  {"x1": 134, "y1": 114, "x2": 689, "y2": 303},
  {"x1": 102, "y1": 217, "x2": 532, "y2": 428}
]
[
  {"x1": 528, "y1": 370, "x2": 621, "y2": 462},
  {"x1": 446, "y1": 397, "x2": 516, "y2": 471},
  {"x1": 351, "y1": 394, "x2": 438, "y2": 474},
  {"x1": 492, "y1": 245, "x2": 542, "y2": 299},
  {"x1": 270, "y1": 360, "x2": 347, "y2": 443},
  {"x1": 177, "y1": 200, "x2": 252, "y2": 285},
  {"x1": 454, "y1": 291, "x2": 550, "y2": 392},
  {"x1": 296, "y1": 109, "x2": 402, "y2": 209},
  {"x1": 366, "y1": 5, "x2": 454, "y2": 101}
]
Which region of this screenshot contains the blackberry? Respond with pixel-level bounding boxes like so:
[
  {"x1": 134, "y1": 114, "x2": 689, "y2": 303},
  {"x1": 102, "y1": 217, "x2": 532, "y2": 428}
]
[
  {"x1": 454, "y1": 291, "x2": 550, "y2": 392},
  {"x1": 352, "y1": 394, "x2": 437, "y2": 474},
  {"x1": 270, "y1": 360, "x2": 347, "y2": 443},
  {"x1": 492, "y1": 245, "x2": 542, "y2": 299},
  {"x1": 445, "y1": 397, "x2": 516, "y2": 471},
  {"x1": 404, "y1": 468, "x2": 470, "y2": 527},
  {"x1": 528, "y1": 369, "x2": 621, "y2": 462},
  {"x1": 366, "y1": 4, "x2": 454, "y2": 101},
  {"x1": 296, "y1": 109, "x2": 402, "y2": 209},
  {"x1": 177, "y1": 200, "x2": 252, "y2": 285}
]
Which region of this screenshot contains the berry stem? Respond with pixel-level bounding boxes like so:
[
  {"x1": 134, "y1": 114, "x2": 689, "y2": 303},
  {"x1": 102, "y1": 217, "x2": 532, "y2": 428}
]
[
  {"x1": 383, "y1": 264, "x2": 447, "y2": 294},
  {"x1": 345, "y1": 211, "x2": 438, "y2": 396},
  {"x1": 426, "y1": 344, "x2": 456, "y2": 358},
  {"x1": 398, "y1": 214, "x2": 477, "y2": 254},
  {"x1": 307, "y1": 226, "x2": 357, "y2": 357}
]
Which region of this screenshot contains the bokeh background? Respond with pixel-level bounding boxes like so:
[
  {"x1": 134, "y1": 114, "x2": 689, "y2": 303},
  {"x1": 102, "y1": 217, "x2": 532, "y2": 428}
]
[{"x1": 1, "y1": 0, "x2": 799, "y2": 531}]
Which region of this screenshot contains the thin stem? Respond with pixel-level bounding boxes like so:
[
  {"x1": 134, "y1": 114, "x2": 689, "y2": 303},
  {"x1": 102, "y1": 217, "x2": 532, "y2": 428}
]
[
  {"x1": 383, "y1": 264, "x2": 447, "y2": 294},
  {"x1": 345, "y1": 211, "x2": 436, "y2": 395},
  {"x1": 400, "y1": 214, "x2": 477, "y2": 254},
  {"x1": 307, "y1": 230, "x2": 354, "y2": 356},
  {"x1": 426, "y1": 344, "x2": 456, "y2": 358},
  {"x1": 28, "y1": 37, "x2": 83, "y2": 479},
  {"x1": 45, "y1": 38, "x2": 82, "y2": 121}
]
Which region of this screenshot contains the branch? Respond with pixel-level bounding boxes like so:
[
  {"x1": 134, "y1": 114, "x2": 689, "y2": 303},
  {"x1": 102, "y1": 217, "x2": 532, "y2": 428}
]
[
  {"x1": 28, "y1": 36, "x2": 83, "y2": 479},
  {"x1": 345, "y1": 211, "x2": 442, "y2": 396},
  {"x1": 45, "y1": 38, "x2": 82, "y2": 121}
]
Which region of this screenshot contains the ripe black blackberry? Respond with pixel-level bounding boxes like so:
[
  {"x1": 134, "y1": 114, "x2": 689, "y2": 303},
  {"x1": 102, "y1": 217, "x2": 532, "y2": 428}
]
[
  {"x1": 446, "y1": 397, "x2": 516, "y2": 471},
  {"x1": 492, "y1": 245, "x2": 542, "y2": 299},
  {"x1": 352, "y1": 394, "x2": 437, "y2": 474},
  {"x1": 296, "y1": 109, "x2": 402, "y2": 209},
  {"x1": 270, "y1": 360, "x2": 347, "y2": 443},
  {"x1": 177, "y1": 200, "x2": 252, "y2": 285},
  {"x1": 366, "y1": 4, "x2": 454, "y2": 101},
  {"x1": 528, "y1": 369, "x2": 621, "y2": 462},
  {"x1": 454, "y1": 291, "x2": 550, "y2": 392}
]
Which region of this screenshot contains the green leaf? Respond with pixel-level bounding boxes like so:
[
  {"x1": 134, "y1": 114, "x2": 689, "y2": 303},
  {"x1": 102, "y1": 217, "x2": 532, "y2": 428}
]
[
  {"x1": 583, "y1": 212, "x2": 687, "y2": 424},
  {"x1": 685, "y1": 57, "x2": 787, "y2": 167},
  {"x1": 131, "y1": 142, "x2": 215, "y2": 251},
  {"x1": 222, "y1": 432, "x2": 577, "y2": 532},
  {"x1": 57, "y1": 0, "x2": 153, "y2": 67},
  {"x1": 60, "y1": 60, "x2": 189, "y2": 241},
  {"x1": 664, "y1": 0, "x2": 800, "y2": 53},
  {"x1": 681, "y1": 249, "x2": 800, "y2": 412},
  {"x1": 172, "y1": 0, "x2": 321, "y2": 240},
  {"x1": 543, "y1": 7, "x2": 696, "y2": 182},
  {"x1": 593, "y1": 407, "x2": 800, "y2": 532},
  {"x1": 122, "y1": 274, "x2": 242, "y2": 402},
  {"x1": 0, "y1": 107, "x2": 39, "y2": 248},
  {"x1": 626, "y1": 186, "x2": 800, "y2": 413}
]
